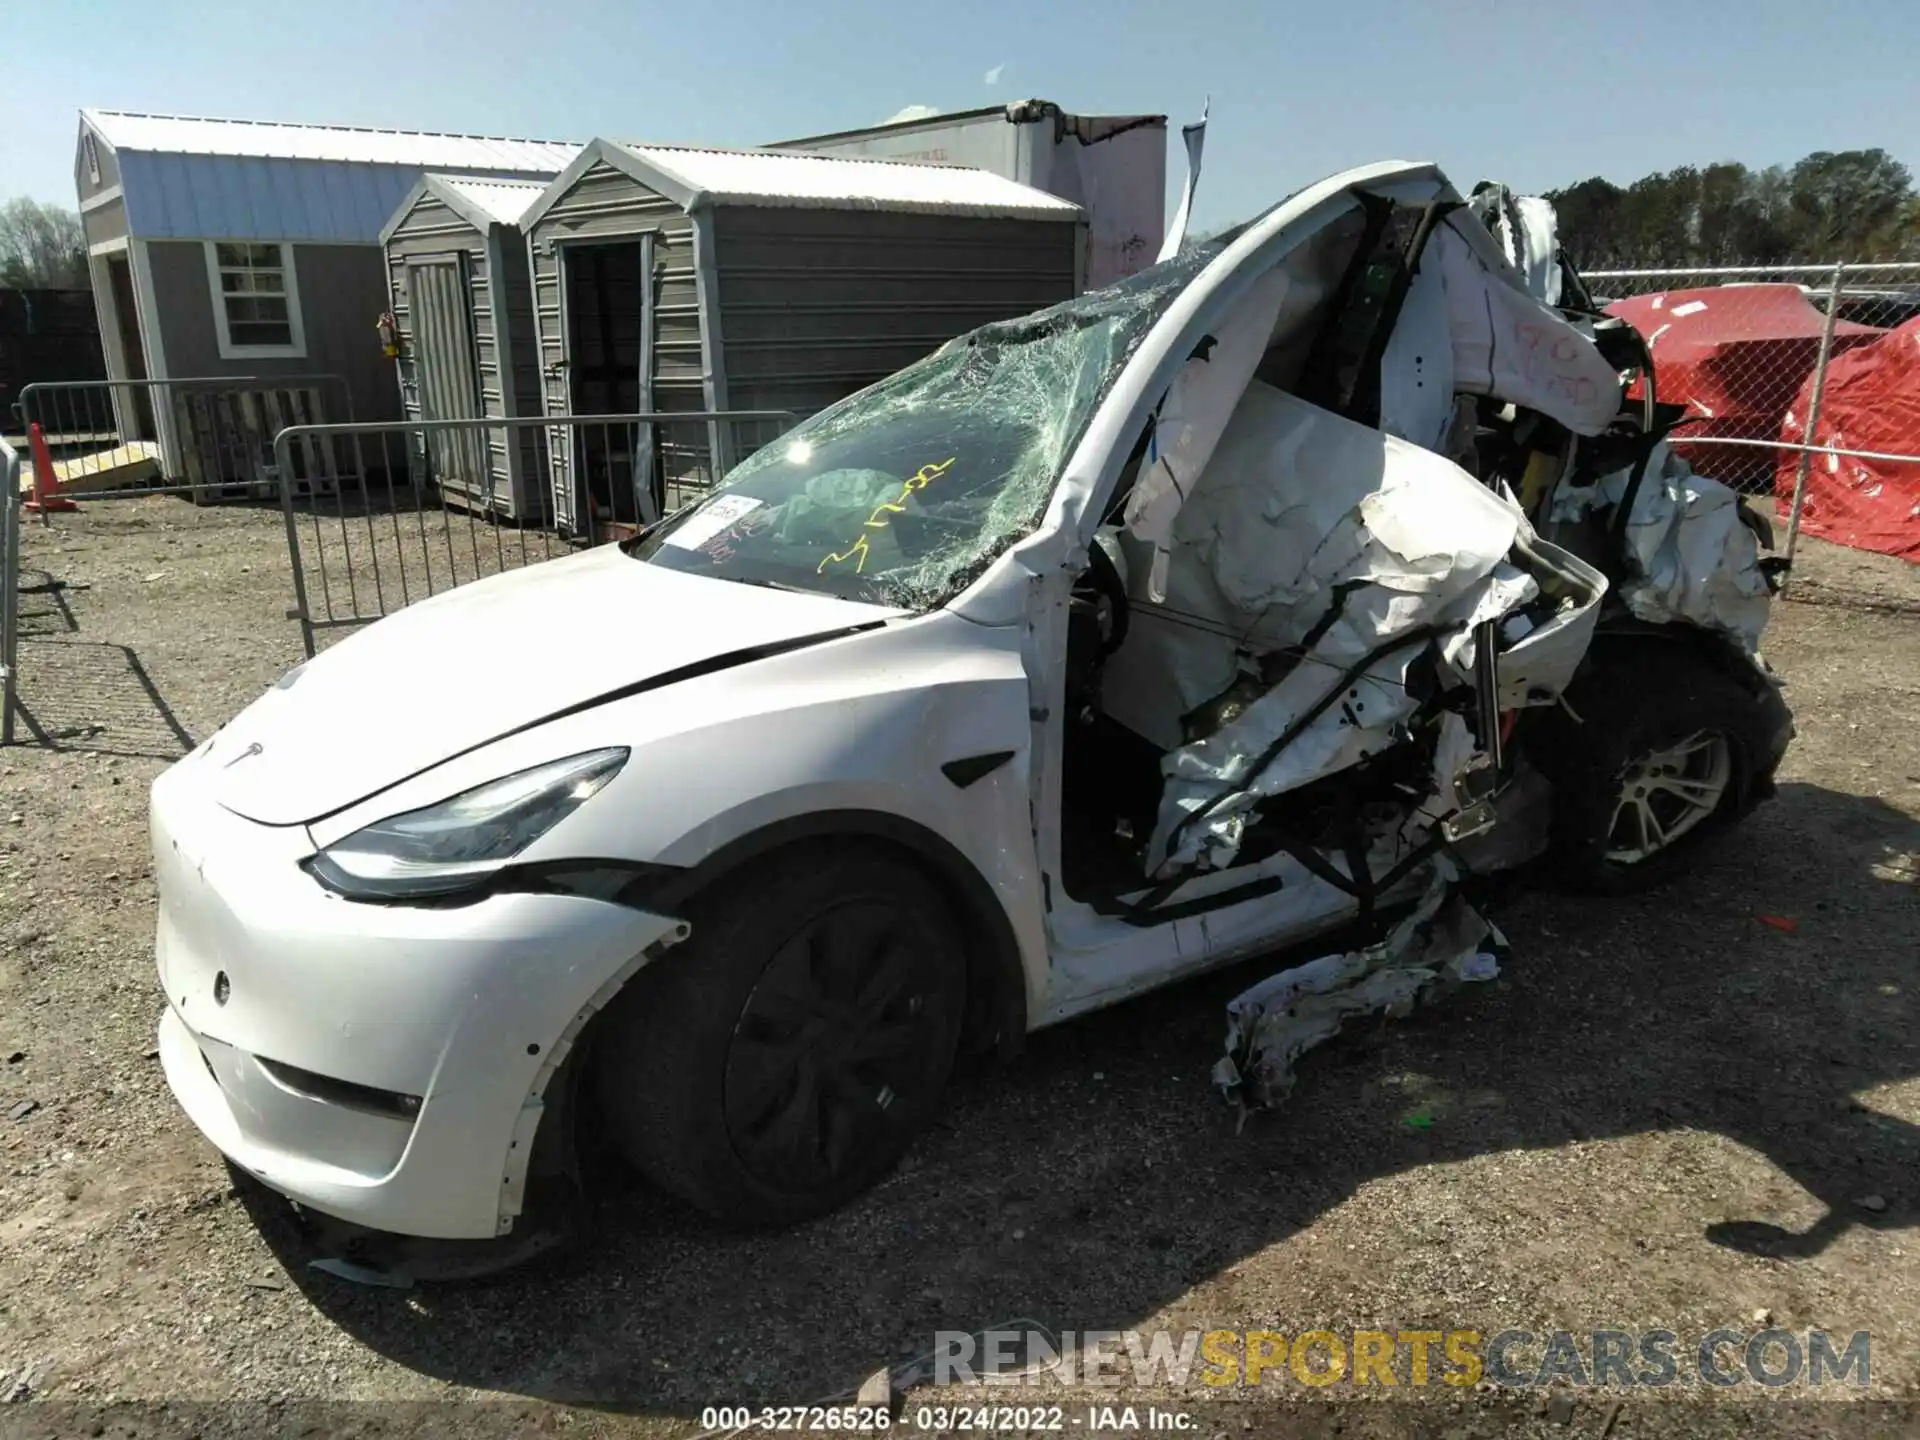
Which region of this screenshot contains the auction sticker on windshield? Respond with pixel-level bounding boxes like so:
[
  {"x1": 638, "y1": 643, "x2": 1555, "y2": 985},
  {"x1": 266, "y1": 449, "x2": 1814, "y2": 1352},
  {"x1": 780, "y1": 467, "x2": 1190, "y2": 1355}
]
[{"x1": 664, "y1": 493, "x2": 764, "y2": 551}]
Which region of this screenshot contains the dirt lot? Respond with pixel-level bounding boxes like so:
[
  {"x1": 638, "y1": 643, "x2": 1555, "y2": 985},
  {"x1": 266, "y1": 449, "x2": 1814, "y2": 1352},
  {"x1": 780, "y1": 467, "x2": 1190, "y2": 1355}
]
[{"x1": 1, "y1": 497, "x2": 1917, "y2": 1438}]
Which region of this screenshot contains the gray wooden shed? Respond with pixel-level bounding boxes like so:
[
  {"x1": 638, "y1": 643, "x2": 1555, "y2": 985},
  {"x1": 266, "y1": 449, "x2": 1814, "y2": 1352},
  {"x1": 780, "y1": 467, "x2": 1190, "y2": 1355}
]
[
  {"x1": 521, "y1": 138, "x2": 1086, "y2": 533},
  {"x1": 380, "y1": 174, "x2": 548, "y2": 518},
  {"x1": 73, "y1": 110, "x2": 576, "y2": 480}
]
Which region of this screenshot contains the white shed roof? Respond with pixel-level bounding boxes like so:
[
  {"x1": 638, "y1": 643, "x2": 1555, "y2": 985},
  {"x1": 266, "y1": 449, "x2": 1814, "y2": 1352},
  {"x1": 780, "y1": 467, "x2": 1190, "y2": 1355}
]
[
  {"x1": 591, "y1": 140, "x2": 1083, "y2": 219},
  {"x1": 379, "y1": 174, "x2": 552, "y2": 246},
  {"x1": 435, "y1": 176, "x2": 548, "y2": 226},
  {"x1": 83, "y1": 110, "x2": 579, "y2": 172},
  {"x1": 81, "y1": 109, "x2": 579, "y2": 244}
]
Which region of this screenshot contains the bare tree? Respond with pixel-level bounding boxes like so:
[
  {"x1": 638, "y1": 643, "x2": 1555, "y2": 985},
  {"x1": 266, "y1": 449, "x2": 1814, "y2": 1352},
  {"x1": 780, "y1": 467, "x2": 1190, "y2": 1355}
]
[{"x1": 0, "y1": 199, "x2": 86, "y2": 288}]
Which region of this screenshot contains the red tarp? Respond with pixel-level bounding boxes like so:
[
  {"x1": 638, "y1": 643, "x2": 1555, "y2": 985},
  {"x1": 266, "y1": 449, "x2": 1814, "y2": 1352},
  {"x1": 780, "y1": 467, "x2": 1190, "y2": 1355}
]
[
  {"x1": 1777, "y1": 316, "x2": 1920, "y2": 561},
  {"x1": 1606, "y1": 284, "x2": 1882, "y2": 490}
]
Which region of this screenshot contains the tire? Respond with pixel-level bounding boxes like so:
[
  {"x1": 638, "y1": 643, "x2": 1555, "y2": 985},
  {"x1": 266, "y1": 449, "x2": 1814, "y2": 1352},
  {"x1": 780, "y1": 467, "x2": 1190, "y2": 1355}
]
[
  {"x1": 592, "y1": 843, "x2": 968, "y2": 1228},
  {"x1": 1530, "y1": 647, "x2": 1771, "y2": 895}
]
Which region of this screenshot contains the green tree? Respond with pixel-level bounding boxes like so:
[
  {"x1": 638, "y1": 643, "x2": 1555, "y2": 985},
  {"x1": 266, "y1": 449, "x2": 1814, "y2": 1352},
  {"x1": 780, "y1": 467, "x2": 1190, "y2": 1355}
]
[
  {"x1": 1548, "y1": 149, "x2": 1919, "y2": 268},
  {"x1": 0, "y1": 198, "x2": 85, "y2": 288},
  {"x1": 1545, "y1": 177, "x2": 1626, "y2": 269},
  {"x1": 1785, "y1": 149, "x2": 1911, "y2": 259}
]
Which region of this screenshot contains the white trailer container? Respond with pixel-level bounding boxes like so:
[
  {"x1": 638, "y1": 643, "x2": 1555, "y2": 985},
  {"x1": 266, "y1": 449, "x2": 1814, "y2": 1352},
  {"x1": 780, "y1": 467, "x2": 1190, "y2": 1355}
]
[{"x1": 770, "y1": 101, "x2": 1166, "y2": 290}]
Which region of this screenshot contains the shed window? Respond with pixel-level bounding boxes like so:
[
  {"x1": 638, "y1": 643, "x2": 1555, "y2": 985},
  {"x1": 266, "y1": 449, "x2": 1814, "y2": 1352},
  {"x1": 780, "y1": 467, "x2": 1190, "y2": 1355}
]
[{"x1": 205, "y1": 241, "x2": 306, "y2": 357}]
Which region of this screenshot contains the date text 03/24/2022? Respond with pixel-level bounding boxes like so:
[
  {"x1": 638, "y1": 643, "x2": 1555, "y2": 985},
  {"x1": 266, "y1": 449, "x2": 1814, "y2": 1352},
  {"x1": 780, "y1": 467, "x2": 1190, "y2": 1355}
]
[{"x1": 700, "y1": 1406, "x2": 1195, "y2": 1432}]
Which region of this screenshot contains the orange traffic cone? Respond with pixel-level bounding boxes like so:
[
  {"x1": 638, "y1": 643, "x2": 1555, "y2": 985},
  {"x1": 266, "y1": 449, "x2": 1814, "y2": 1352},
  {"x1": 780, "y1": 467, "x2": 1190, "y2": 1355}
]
[{"x1": 24, "y1": 422, "x2": 77, "y2": 514}]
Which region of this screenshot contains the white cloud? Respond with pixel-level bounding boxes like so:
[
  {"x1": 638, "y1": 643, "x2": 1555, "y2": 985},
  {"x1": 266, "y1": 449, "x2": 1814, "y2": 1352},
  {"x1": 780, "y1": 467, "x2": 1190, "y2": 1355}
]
[
  {"x1": 883, "y1": 104, "x2": 942, "y2": 125},
  {"x1": 984, "y1": 62, "x2": 1005, "y2": 87}
]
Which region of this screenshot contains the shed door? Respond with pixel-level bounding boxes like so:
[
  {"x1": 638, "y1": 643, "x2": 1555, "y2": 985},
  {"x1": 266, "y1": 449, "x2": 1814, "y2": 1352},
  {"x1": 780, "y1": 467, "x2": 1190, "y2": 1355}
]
[
  {"x1": 408, "y1": 256, "x2": 491, "y2": 505},
  {"x1": 555, "y1": 236, "x2": 658, "y2": 534}
]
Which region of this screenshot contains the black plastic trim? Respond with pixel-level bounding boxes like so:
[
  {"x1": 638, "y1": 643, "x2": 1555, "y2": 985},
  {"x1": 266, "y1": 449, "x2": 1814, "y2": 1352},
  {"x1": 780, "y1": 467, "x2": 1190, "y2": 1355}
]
[
  {"x1": 942, "y1": 751, "x2": 1017, "y2": 789},
  {"x1": 255, "y1": 1056, "x2": 422, "y2": 1122}
]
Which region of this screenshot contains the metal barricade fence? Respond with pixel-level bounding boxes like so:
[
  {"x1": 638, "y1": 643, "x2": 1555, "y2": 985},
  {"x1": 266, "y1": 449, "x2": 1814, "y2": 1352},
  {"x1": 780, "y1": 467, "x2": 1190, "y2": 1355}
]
[
  {"x1": 13, "y1": 374, "x2": 359, "y2": 512},
  {"x1": 1, "y1": 436, "x2": 19, "y2": 743},
  {"x1": 270, "y1": 410, "x2": 795, "y2": 656},
  {"x1": 1582, "y1": 262, "x2": 1920, "y2": 569}
]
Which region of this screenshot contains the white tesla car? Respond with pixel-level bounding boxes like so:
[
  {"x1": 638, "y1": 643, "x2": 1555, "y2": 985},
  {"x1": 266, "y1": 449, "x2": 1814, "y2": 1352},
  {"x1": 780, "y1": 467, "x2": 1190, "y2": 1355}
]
[{"x1": 152, "y1": 162, "x2": 1792, "y2": 1250}]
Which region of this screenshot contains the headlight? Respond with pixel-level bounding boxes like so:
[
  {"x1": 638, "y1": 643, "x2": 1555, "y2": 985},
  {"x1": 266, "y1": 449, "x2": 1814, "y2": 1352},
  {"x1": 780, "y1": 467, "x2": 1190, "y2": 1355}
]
[{"x1": 306, "y1": 748, "x2": 628, "y2": 900}]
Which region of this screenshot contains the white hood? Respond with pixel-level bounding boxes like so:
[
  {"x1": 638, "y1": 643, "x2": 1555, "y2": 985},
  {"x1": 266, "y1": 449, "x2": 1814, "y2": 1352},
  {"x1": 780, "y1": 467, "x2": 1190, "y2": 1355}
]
[{"x1": 202, "y1": 546, "x2": 898, "y2": 826}]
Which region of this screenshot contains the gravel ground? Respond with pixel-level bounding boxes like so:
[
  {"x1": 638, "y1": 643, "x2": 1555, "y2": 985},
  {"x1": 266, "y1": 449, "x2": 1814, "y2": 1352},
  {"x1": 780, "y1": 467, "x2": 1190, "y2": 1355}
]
[{"x1": 1, "y1": 496, "x2": 1916, "y2": 1438}]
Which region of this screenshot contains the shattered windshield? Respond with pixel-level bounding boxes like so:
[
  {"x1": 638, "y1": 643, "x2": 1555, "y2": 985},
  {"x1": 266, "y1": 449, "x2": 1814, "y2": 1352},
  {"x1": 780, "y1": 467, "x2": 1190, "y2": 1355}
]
[{"x1": 631, "y1": 245, "x2": 1227, "y2": 608}]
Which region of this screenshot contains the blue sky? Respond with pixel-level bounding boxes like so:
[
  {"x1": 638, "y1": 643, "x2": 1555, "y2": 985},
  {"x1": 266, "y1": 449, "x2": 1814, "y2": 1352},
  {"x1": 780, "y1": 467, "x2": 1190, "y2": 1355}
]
[{"x1": 9, "y1": 0, "x2": 1919, "y2": 230}]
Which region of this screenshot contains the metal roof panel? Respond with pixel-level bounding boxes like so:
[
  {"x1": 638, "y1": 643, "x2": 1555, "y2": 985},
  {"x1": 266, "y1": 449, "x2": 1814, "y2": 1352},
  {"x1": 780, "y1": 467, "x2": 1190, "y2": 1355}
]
[
  {"x1": 611, "y1": 141, "x2": 1083, "y2": 219},
  {"x1": 84, "y1": 109, "x2": 579, "y2": 172}
]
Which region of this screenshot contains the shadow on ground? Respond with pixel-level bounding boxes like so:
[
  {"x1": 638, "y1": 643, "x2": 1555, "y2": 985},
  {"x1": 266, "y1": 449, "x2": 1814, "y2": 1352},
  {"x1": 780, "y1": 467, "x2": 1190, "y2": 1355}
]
[
  {"x1": 236, "y1": 780, "x2": 1919, "y2": 1411},
  {"x1": 8, "y1": 638, "x2": 195, "y2": 759}
]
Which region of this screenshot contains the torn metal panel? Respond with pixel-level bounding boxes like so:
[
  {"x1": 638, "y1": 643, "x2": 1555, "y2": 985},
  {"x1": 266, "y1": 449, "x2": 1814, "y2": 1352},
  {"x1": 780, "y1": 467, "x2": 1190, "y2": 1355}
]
[
  {"x1": 1468, "y1": 183, "x2": 1562, "y2": 305},
  {"x1": 1378, "y1": 241, "x2": 1457, "y2": 451},
  {"x1": 1211, "y1": 865, "x2": 1505, "y2": 1112},
  {"x1": 1551, "y1": 442, "x2": 1773, "y2": 652},
  {"x1": 1118, "y1": 260, "x2": 1325, "y2": 604},
  {"x1": 1381, "y1": 209, "x2": 1613, "y2": 447},
  {"x1": 1119, "y1": 384, "x2": 1606, "y2": 876},
  {"x1": 1438, "y1": 534, "x2": 1608, "y2": 709},
  {"x1": 1105, "y1": 382, "x2": 1519, "y2": 757}
]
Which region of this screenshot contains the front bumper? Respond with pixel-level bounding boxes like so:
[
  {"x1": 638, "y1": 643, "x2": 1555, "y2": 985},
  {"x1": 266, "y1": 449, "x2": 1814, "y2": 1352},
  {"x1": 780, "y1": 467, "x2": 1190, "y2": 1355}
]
[{"x1": 151, "y1": 760, "x2": 680, "y2": 1240}]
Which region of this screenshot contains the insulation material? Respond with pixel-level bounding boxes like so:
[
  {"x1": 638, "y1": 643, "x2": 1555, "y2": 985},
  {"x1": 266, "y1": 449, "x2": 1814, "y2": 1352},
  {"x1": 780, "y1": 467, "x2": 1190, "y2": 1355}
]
[
  {"x1": 1776, "y1": 316, "x2": 1920, "y2": 561},
  {"x1": 1552, "y1": 442, "x2": 1773, "y2": 651},
  {"x1": 1211, "y1": 864, "x2": 1505, "y2": 1112}
]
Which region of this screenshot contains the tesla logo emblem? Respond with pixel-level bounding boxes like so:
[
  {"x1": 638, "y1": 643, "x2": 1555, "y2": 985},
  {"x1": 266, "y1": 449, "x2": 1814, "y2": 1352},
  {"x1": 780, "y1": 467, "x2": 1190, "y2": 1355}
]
[{"x1": 222, "y1": 741, "x2": 264, "y2": 769}]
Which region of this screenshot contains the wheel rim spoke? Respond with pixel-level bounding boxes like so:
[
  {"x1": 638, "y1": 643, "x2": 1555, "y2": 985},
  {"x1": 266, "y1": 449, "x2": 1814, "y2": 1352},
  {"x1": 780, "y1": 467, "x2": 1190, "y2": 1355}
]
[
  {"x1": 1604, "y1": 730, "x2": 1733, "y2": 864},
  {"x1": 1650, "y1": 775, "x2": 1723, "y2": 803}
]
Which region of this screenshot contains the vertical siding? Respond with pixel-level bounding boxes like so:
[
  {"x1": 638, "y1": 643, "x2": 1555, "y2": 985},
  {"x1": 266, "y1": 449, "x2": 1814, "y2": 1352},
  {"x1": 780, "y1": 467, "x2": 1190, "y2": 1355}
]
[
  {"x1": 526, "y1": 160, "x2": 699, "y2": 526},
  {"x1": 382, "y1": 190, "x2": 541, "y2": 511},
  {"x1": 710, "y1": 208, "x2": 1078, "y2": 420},
  {"x1": 145, "y1": 239, "x2": 401, "y2": 424}
]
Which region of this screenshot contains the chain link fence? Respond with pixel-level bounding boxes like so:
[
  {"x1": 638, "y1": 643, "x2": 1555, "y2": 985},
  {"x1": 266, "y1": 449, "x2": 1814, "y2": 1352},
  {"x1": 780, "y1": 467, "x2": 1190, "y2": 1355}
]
[{"x1": 1584, "y1": 263, "x2": 1920, "y2": 571}]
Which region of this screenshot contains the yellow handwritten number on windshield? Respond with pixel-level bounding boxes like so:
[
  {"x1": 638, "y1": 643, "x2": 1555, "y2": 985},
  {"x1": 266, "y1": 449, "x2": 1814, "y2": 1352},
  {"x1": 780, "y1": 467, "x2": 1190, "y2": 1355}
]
[{"x1": 817, "y1": 457, "x2": 955, "y2": 575}]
